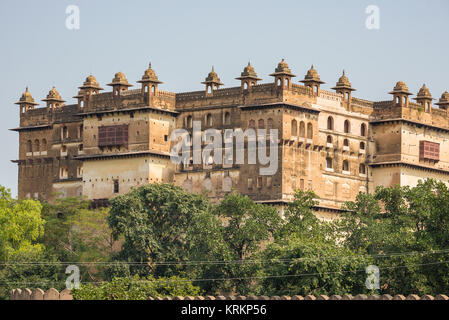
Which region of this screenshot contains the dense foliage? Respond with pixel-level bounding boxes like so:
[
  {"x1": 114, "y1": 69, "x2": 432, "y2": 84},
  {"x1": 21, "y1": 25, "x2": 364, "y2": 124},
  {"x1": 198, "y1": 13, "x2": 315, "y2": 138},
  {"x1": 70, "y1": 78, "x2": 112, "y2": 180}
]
[
  {"x1": 3, "y1": 179, "x2": 449, "y2": 299},
  {"x1": 71, "y1": 275, "x2": 201, "y2": 300}
]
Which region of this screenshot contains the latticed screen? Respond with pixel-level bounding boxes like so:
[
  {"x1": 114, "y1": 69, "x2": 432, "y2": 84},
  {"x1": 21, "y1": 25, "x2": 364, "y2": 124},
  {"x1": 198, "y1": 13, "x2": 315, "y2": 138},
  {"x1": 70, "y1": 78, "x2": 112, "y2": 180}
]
[
  {"x1": 419, "y1": 141, "x2": 439, "y2": 161},
  {"x1": 98, "y1": 125, "x2": 128, "y2": 147}
]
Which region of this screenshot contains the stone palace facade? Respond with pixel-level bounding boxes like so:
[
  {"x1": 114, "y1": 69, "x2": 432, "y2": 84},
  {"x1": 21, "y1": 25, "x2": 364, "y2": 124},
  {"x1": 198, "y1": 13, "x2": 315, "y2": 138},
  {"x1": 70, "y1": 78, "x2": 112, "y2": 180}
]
[{"x1": 11, "y1": 60, "x2": 449, "y2": 218}]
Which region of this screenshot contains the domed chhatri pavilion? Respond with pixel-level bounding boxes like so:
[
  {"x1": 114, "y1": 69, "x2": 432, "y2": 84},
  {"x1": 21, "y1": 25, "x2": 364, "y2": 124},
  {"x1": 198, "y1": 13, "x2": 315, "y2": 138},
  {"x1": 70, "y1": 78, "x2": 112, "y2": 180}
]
[{"x1": 11, "y1": 60, "x2": 449, "y2": 218}]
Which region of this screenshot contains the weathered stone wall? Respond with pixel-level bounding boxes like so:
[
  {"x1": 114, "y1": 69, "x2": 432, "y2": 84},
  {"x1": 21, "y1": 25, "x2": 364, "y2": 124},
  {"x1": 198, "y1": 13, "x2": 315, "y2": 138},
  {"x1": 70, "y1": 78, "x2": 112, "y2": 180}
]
[{"x1": 10, "y1": 288, "x2": 449, "y2": 301}]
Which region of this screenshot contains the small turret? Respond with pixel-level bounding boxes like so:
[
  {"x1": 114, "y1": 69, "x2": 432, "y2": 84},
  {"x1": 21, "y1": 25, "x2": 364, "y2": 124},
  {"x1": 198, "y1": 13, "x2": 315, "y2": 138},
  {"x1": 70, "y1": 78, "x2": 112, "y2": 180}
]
[
  {"x1": 413, "y1": 84, "x2": 433, "y2": 112},
  {"x1": 74, "y1": 75, "x2": 103, "y2": 109},
  {"x1": 300, "y1": 65, "x2": 324, "y2": 95},
  {"x1": 236, "y1": 61, "x2": 261, "y2": 91},
  {"x1": 137, "y1": 63, "x2": 163, "y2": 102},
  {"x1": 389, "y1": 81, "x2": 412, "y2": 107},
  {"x1": 15, "y1": 87, "x2": 38, "y2": 114},
  {"x1": 270, "y1": 59, "x2": 295, "y2": 90},
  {"x1": 107, "y1": 72, "x2": 132, "y2": 97},
  {"x1": 42, "y1": 86, "x2": 65, "y2": 111},
  {"x1": 202, "y1": 66, "x2": 223, "y2": 95},
  {"x1": 435, "y1": 91, "x2": 449, "y2": 110},
  {"x1": 332, "y1": 70, "x2": 356, "y2": 109}
]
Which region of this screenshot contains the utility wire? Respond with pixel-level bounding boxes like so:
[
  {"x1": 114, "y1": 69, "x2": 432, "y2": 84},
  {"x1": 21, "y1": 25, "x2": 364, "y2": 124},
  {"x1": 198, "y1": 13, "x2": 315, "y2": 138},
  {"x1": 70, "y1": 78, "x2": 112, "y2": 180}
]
[
  {"x1": 1, "y1": 260, "x2": 448, "y2": 286},
  {"x1": 2, "y1": 248, "x2": 449, "y2": 266}
]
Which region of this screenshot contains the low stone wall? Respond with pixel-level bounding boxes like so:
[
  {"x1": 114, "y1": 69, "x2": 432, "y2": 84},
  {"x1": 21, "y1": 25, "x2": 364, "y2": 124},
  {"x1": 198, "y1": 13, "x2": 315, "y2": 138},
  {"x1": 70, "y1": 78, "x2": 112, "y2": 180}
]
[{"x1": 10, "y1": 289, "x2": 449, "y2": 301}]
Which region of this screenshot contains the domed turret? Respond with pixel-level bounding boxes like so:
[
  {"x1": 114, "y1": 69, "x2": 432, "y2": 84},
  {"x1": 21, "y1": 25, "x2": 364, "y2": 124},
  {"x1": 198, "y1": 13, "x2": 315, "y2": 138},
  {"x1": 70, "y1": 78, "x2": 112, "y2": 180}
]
[
  {"x1": 270, "y1": 59, "x2": 295, "y2": 90},
  {"x1": 389, "y1": 81, "x2": 412, "y2": 107},
  {"x1": 413, "y1": 84, "x2": 433, "y2": 112},
  {"x1": 107, "y1": 71, "x2": 132, "y2": 96},
  {"x1": 42, "y1": 86, "x2": 65, "y2": 110},
  {"x1": 137, "y1": 63, "x2": 163, "y2": 101},
  {"x1": 436, "y1": 91, "x2": 449, "y2": 110},
  {"x1": 74, "y1": 74, "x2": 103, "y2": 103},
  {"x1": 300, "y1": 65, "x2": 324, "y2": 94},
  {"x1": 202, "y1": 66, "x2": 223, "y2": 94},
  {"x1": 16, "y1": 87, "x2": 38, "y2": 105},
  {"x1": 332, "y1": 70, "x2": 355, "y2": 106},
  {"x1": 15, "y1": 87, "x2": 38, "y2": 113},
  {"x1": 236, "y1": 62, "x2": 262, "y2": 90}
]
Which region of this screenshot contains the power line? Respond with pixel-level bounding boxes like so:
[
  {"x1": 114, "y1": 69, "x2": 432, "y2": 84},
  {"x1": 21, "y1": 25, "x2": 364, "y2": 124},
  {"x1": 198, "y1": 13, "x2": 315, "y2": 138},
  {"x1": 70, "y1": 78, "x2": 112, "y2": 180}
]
[{"x1": 1, "y1": 260, "x2": 448, "y2": 286}]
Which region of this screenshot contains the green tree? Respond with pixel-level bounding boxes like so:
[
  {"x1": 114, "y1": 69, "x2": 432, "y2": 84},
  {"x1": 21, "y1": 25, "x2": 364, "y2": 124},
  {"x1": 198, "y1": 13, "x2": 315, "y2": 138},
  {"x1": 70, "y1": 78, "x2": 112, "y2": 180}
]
[
  {"x1": 41, "y1": 197, "x2": 117, "y2": 283},
  {"x1": 0, "y1": 186, "x2": 44, "y2": 261},
  {"x1": 198, "y1": 193, "x2": 282, "y2": 295},
  {"x1": 107, "y1": 183, "x2": 211, "y2": 278},
  {"x1": 338, "y1": 179, "x2": 449, "y2": 295}
]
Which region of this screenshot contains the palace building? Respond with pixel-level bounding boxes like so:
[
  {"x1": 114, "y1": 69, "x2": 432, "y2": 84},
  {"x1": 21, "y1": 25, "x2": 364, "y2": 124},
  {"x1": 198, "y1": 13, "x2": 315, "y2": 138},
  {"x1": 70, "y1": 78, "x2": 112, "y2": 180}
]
[{"x1": 11, "y1": 60, "x2": 449, "y2": 218}]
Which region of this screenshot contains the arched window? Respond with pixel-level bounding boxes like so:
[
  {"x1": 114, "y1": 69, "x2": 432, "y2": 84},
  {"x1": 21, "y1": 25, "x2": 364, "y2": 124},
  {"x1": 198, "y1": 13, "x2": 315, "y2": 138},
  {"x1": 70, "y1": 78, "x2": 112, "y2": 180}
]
[
  {"x1": 307, "y1": 123, "x2": 313, "y2": 139},
  {"x1": 327, "y1": 135, "x2": 332, "y2": 144},
  {"x1": 343, "y1": 139, "x2": 349, "y2": 147},
  {"x1": 361, "y1": 123, "x2": 366, "y2": 137},
  {"x1": 224, "y1": 112, "x2": 231, "y2": 125},
  {"x1": 249, "y1": 119, "x2": 256, "y2": 128},
  {"x1": 27, "y1": 140, "x2": 32, "y2": 153},
  {"x1": 34, "y1": 139, "x2": 40, "y2": 153},
  {"x1": 299, "y1": 121, "x2": 305, "y2": 137},
  {"x1": 62, "y1": 126, "x2": 69, "y2": 139},
  {"x1": 206, "y1": 113, "x2": 213, "y2": 126},
  {"x1": 41, "y1": 139, "x2": 47, "y2": 152},
  {"x1": 342, "y1": 160, "x2": 349, "y2": 172},
  {"x1": 79, "y1": 125, "x2": 83, "y2": 139},
  {"x1": 344, "y1": 120, "x2": 350, "y2": 134},
  {"x1": 186, "y1": 115, "x2": 193, "y2": 128},
  {"x1": 267, "y1": 118, "x2": 274, "y2": 130},
  {"x1": 327, "y1": 116, "x2": 334, "y2": 130},
  {"x1": 291, "y1": 119, "x2": 297, "y2": 136},
  {"x1": 258, "y1": 119, "x2": 265, "y2": 129},
  {"x1": 325, "y1": 157, "x2": 333, "y2": 169},
  {"x1": 359, "y1": 164, "x2": 366, "y2": 174},
  {"x1": 360, "y1": 141, "x2": 365, "y2": 150}
]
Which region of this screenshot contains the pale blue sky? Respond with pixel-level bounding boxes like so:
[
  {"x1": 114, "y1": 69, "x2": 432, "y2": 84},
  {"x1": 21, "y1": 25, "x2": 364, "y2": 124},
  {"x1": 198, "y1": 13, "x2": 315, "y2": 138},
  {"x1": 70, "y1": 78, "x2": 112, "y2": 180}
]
[{"x1": 1, "y1": 0, "x2": 448, "y2": 196}]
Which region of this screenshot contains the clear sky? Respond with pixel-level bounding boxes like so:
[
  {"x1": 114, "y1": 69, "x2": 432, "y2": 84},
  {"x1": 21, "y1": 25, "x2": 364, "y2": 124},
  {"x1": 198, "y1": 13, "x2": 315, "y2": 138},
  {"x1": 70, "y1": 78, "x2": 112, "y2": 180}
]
[{"x1": 1, "y1": 0, "x2": 448, "y2": 197}]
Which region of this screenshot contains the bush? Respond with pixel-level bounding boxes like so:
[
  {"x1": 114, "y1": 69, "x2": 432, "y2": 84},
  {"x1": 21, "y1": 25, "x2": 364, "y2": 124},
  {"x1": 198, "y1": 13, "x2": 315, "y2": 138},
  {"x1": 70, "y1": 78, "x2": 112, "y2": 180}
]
[{"x1": 71, "y1": 275, "x2": 201, "y2": 300}]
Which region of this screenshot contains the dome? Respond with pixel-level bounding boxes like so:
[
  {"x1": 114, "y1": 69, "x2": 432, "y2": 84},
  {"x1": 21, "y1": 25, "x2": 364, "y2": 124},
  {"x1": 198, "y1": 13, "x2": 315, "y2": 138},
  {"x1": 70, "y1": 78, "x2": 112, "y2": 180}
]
[
  {"x1": 15, "y1": 87, "x2": 38, "y2": 105},
  {"x1": 269, "y1": 59, "x2": 295, "y2": 77},
  {"x1": 138, "y1": 63, "x2": 162, "y2": 84},
  {"x1": 79, "y1": 74, "x2": 102, "y2": 90},
  {"x1": 236, "y1": 62, "x2": 261, "y2": 80},
  {"x1": 436, "y1": 91, "x2": 449, "y2": 106},
  {"x1": 108, "y1": 72, "x2": 132, "y2": 87},
  {"x1": 47, "y1": 87, "x2": 64, "y2": 100},
  {"x1": 334, "y1": 70, "x2": 354, "y2": 88},
  {"x1": 42, "y1": 86, "x2": 65, "y2": 103},
  {"x1": 417, "y1": 84, "x2": 432, "y2": 98},
  {"x1": 300, "y1": 64, "x2": 324, "y2": 84},
  {"x1": 389, "y1": 81, "x2": 412, "y2": 95},
  {"x1": 202, "y1": 66, "x2": 223, "y2": 85}
]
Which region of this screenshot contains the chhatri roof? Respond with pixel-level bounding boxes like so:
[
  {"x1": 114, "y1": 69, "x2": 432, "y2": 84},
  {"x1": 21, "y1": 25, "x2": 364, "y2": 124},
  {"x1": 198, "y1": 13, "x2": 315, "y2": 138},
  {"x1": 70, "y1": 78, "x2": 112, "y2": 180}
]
[
  {"x1": 389, "y1": 81, "x2": 412, "y2": 95},
  {"x1": 107, "y1": 72, "x2": 133, "y2": 87},
  {"x1": 415, "y1": 84, "x2": 432, "y2": 99},
  {"x1": 42, "y1": 86, "x2": 65, "y2": 103},
  {"x1": 202, "y1": 66, "x2": 223, "y2": 85},
  {"x1": 137, "y1": 63, "x2": 163, "y2": 84},
  {"x1": 300, "y1": 65, "x2": 324, "y2": 84},
  {"x1": 270, "y1": 59, "x2": 296, "y2": 77},
  {"x1": 236, "y1": 62, "x2": 262, "y2": 80},
  {"x1": 331, "y1": 70, "x2": 355, "y2": 91},
  {"x1": 79, "y1": 74, "x2": 103, "y2": 90},
  {"x1": 15, "y1": 87, "x2": 38, "y2": 105},
  {"x1": 436, "y1": 91, "x2": 449, "y2": 106}
]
